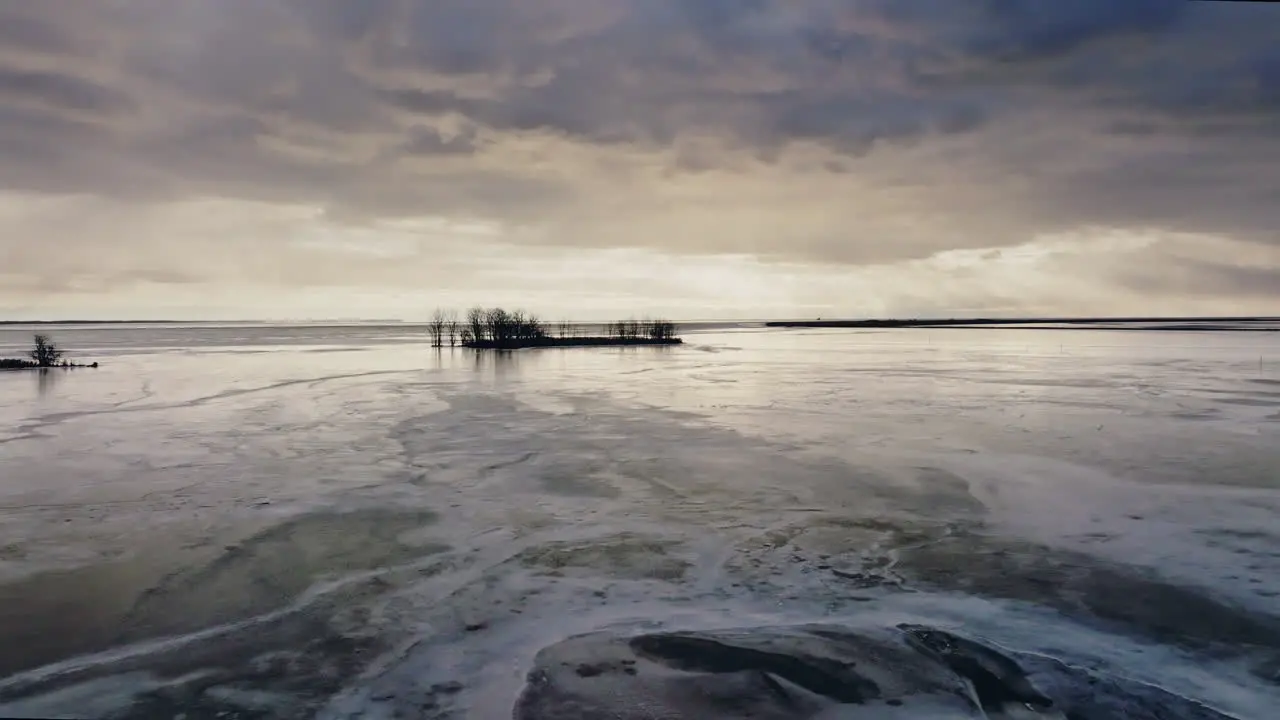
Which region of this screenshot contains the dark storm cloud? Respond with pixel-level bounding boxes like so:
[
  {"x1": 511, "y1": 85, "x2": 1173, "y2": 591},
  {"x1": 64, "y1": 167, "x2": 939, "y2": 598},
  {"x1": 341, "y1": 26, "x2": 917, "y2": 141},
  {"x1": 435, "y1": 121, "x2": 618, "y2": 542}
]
[
  {"x1": 0, "y1": 0, "x2": 1277, "y2": 271},
  {"x1": 966, "y1": 0, "x2": 1184, "y2": 62}
]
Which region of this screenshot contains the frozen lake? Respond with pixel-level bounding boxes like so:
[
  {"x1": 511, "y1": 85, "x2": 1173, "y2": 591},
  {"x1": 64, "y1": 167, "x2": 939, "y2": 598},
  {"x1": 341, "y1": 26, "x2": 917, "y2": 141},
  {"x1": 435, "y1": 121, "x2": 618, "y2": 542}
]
[{"x1": 0, "y1": 323, "x2": 1278, "y2": 718}]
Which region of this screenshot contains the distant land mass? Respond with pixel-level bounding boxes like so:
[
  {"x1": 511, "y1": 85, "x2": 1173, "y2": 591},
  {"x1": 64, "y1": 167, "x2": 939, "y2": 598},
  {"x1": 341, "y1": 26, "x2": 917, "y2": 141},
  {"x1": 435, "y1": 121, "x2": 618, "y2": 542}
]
[
  {"x1": 0, "y1": 319, "x2": 402, "y2": 325},
  {"x1": 767, "y1": 316, "x2": 1279, "y2": 331},
  {"x1": 0, "y1": 320, "x2": 261, "y2": 325}
]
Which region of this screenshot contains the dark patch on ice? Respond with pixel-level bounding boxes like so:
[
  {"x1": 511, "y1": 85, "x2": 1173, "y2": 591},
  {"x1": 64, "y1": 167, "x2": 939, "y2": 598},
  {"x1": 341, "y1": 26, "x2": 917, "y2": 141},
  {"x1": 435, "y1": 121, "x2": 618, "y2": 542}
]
[
  {"x1": 0, "y1": 553, "x2": 465, "y2": 717},
  {"x1": 538, "y1": 472, "x2": 621, "y2": 498},
  {"x1": 1195, "y1": 528, "x2": 1277, "y2": 543},
  {"x1": 629, "y1": 633, "x2": 879, "y2": 703},
  {"x1": 900, "y1": 624, "x2": 1053, "y2": 711},
  {"x1": 516, "y1": 534, "x2": 690, "y2": 581},
  {"x1": 534, "y1": 457, "x2": 621, "y2": 498},
  {"x1": 515, "y1": 624, "x2": 1238, "y2": 719},
  {"x1": 0, "y1": 509, "x2": 442, "y2": 678},
  {"x1": 971, "y1": 376, "x2": 1118, "y2": 390},
  {"x1": 909, "y1": 467, "x2": 989, "y2": 515},
  {"x1": 896, "y1": 534, "x2": 1280, "y2": 654},
  {"x1": 101, "y1": 629, "x2": 378, "y2": 720},
  {"x1": 479, "y1": 451, "x2": 538, "y2": 476},
  {"x1": 515, "y1": 625, "x2": 964, "y2": 718},
  {"x1": 0, "y1": 561, "x2": 170, "y2": 677},
  {"x1": 1214, "y1": 398, "x2": 1280, "y2": 408},
  {"x1": 123, "y1": 509, "x2": 442, "y2": 640},
  {"x1": 1, "y1": 611, "x2": 383, "y2": 719},
  {"x1": 1203, "y1": 388, "x2": 1280, "y2": 400},
  {"x1": 1171, "y1": 408, "x2": 1222, "y2": 421}
]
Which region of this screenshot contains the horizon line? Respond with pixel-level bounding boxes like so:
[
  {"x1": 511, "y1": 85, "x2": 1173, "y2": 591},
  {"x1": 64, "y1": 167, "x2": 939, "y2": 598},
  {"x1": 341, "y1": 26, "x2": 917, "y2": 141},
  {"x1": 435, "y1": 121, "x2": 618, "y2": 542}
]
[{"x1": 2, "y1": 315, "x2": 1278, "y2": 327}]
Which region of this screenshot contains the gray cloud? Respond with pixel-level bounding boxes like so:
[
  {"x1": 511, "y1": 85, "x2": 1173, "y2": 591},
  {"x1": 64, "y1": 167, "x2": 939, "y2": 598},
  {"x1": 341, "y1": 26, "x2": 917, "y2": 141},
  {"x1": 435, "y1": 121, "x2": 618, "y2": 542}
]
[
  {"x1": 396, "y1": 125, "x2": 481, "y2": 157},
  {"x1": 1118, "y1": 258, "x2": 1280, "y2": 300},
  {"x1": 0, "y1": 0, "x2": 1277, "y2": 311},
  {"x1": 967, "y1": 0, "x2": 1184, "y2": 62},
  {"x1": 0, "y1": 5, "x2": 91, "y2": 60},
  {"x1": 0, "y1": 67, "x2": 133, "y2": 115}
]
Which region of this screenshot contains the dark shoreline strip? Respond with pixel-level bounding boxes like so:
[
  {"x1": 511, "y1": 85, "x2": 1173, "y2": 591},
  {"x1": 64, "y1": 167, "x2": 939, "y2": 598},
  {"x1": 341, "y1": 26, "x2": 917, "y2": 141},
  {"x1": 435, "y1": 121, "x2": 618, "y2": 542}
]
[
  {"x1": 463, "y1": 338, "x2": 683, "y2": 350},
  {"x1": 766, "y1": 316, "x2": 1278, "y2": 330}
]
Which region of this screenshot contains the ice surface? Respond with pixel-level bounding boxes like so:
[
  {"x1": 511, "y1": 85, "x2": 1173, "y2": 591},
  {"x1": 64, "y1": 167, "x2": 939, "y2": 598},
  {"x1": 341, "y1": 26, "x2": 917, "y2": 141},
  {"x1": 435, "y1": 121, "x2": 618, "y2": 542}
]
[{"x1": 0, "y1": 323, "x2": 1277, "y2": 718}]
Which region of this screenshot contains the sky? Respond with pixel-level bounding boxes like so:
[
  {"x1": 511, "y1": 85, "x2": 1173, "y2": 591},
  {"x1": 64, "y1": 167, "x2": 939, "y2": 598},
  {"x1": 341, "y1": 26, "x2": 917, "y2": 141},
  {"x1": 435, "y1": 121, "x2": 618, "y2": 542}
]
[{"x1": 0, "y1": 0, "x2": 1277, "y2": 321}]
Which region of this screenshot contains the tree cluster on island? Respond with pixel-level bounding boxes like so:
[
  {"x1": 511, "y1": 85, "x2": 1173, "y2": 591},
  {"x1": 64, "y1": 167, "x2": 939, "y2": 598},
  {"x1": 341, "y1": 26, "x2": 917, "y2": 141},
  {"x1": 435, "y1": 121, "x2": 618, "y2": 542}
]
[
  {"x1": 424, "y1": 308, "x2": 680, "y2": 349},
  {"x1": 0, "y1": 334, "x2": 99, "y2": 370}
]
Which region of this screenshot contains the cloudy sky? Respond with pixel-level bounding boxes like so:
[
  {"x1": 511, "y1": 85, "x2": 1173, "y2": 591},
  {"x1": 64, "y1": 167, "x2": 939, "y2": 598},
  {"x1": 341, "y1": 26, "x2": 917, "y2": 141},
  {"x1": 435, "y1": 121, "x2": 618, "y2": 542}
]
[{"x1": 0, "y1": 0, "x2": 1277, "y2": 320}]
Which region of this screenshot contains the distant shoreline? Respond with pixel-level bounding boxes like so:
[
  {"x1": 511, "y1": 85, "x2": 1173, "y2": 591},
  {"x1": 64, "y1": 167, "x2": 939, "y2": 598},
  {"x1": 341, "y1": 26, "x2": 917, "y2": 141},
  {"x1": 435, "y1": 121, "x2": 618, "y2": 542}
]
[
  {"x1": 0, "y1": 320, "x2": 235, "y2": 325},
  {"x1": 766, "y1": 317, "x2": 1279, "y2": 330}
]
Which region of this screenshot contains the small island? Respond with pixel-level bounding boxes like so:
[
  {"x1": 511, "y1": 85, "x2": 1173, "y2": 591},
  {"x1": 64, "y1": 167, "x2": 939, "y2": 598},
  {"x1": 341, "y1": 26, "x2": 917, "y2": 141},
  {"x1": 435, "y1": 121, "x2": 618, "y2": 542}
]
[
  {"x1": 423, "y1": 308, "x2": 682, "y2": 350},
  {"x1": 1, "y1": 334, "x2": 99, "y2": 371}
]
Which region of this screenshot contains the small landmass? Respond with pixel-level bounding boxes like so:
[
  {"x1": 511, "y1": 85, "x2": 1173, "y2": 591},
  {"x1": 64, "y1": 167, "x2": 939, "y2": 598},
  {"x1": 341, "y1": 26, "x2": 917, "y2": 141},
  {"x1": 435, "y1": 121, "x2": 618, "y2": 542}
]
[
  {"x1": 1, "y1": 334, "x2": 99, "y2": 371},
  {"x1": 422, "y1": 307, "x2": 682, "y2": 350}
]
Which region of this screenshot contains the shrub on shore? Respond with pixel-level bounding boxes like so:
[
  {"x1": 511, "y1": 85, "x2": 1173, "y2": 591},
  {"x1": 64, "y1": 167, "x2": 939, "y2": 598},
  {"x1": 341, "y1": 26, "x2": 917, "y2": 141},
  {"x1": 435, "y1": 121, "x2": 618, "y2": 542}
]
[
  {"x1": 29, "y1": 334, "x2": 63, "y2": 367},
  {"x1": 2, "y1": 335, "x2": 98, "y2": 370}
]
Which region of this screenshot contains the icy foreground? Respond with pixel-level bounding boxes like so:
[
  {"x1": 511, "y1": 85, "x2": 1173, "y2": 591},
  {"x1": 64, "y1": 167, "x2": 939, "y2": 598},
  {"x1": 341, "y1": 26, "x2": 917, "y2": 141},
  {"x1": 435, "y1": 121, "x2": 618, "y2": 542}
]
[{"x1": 0, "y1": 323, "x2": 1277, "y2": 718}]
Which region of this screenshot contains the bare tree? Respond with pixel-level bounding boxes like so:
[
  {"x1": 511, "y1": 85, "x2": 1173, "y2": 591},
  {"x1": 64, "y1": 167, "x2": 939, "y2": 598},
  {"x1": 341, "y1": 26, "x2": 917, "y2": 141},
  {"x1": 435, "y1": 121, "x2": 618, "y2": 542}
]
[
  {"x1": 523, "y1": 313, "x2": 548, "y2": 341},
  {"x1": 467, "y1": 306, "x2": 487, "y2": 344},
  {"x1": 485, "y1": 307, "x2": 510, "y2": 345},
  {"x1": 614, "y1": 319, "x2": 640, "y2": 340},
  {"x1": 647, "y1": 319, "x2": 677, "y2": 340},
  {"x1": 29, "y1": 334, "x2": 63, "y2": 367},
  {"x1": 428, "y1": 309, "x2": 448, "y2": 347},
  {"x1": 510, "y1": 309, "x2": 527, "y2": 339},
  {"x1": 456, "y1": 307, "x2": 552, "y2": 347},
  {"x1": 557, "y1": 320, "x2": 573, "y2": 339},
  {"x1": 445, "y1": 309, "x2": 460, "y2": 346}
]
